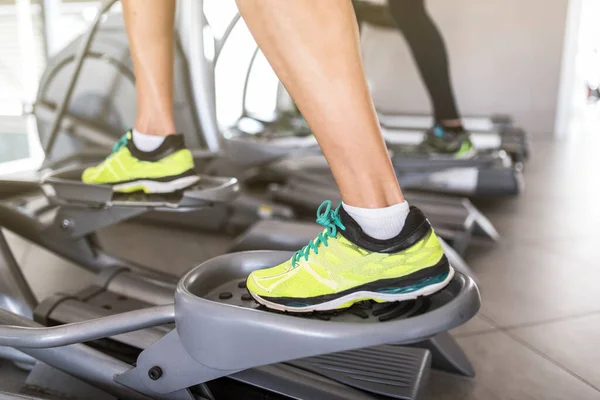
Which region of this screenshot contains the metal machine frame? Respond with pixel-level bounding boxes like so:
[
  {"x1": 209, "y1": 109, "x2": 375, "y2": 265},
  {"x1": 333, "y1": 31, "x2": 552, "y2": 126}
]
[
  {"x1": 0, "y1": 250, "x2": 479, "y2": 400},
  {"x1": 0, "y1": 166, "x2": 482, "y2": 399}
]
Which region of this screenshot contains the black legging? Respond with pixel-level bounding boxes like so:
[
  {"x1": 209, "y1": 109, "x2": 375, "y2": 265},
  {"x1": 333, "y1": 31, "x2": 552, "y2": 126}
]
[{"x1": 386, "y1": 0, "x2": 461, "y2": 122}]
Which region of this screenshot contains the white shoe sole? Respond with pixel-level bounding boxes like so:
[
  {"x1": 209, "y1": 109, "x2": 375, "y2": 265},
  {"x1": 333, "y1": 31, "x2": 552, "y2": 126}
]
[
  {"x1": 250, "y1": 266, "x2": 455, "y2": 313},
  {"x1": 113, "y1": 175, "x2": 200, "y2": 194}
]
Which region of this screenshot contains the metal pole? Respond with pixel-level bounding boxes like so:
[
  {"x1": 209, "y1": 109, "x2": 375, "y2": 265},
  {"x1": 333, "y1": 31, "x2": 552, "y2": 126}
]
[
  {"x1": 241, "y1": 47, "x2": 260, "y2": 119},
  {"x1": 0, "y1": 231, "x2": 37, "y2": 315},
  {"x1": 0, "y1": 305, "x2": 174, "y2": 348},
  {"x1": 40, "y1": 0, "x2": 62, "y2": 59},
  {"x1": 213, "y1": 13, "x2": 241, "y2": 64},
  {"x1": 177, "y1": 0, "x2": 222, "y2": 152},
  {"x1": 15, "y1": 0, "x2": 40, "y2": 106},
  {"x1": 0, "y1": 346, "x2": 36, "y2": 365},
  {"x1": 43, "y1": 0, "x2": 119, "y2": 157},
  {"x1": 0, "y1": 311, "x2": 155, "y2": 400}
]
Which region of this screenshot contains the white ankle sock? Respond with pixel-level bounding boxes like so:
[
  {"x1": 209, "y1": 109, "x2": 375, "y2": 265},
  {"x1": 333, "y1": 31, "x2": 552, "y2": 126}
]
[
  {"x1": 342, "y1": 201, "x2": 410, "y2": 240},
  {"x1": 132, "y1": 129, "x2": 166, "y2": 152}
]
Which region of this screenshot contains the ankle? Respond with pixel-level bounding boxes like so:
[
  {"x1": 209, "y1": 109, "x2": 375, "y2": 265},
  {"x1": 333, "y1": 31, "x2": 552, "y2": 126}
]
[
  {"x1": 340, "y1": 195, "x2": 404, "y2": 209},
  {"x1": 134, "y1": 117, "x2": 176, "y2": 137},
  {"x1": 339, "y1": 178, "x2": 404, "y2": 209}
]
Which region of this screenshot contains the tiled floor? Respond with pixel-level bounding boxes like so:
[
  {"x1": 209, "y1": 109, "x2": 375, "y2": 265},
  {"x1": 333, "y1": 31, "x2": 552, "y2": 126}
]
[
  {"x1": 2, "y1": 133, "x2": 600, "y2": 399},
  {"x1": 428, "y1": 131, "x2": 600, "y2": 399}
]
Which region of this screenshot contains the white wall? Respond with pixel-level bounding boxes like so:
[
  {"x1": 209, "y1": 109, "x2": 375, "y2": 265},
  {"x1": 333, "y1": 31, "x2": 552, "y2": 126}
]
[{"x1": 361, "y1": 0, "x2": 570, "y2": 137}]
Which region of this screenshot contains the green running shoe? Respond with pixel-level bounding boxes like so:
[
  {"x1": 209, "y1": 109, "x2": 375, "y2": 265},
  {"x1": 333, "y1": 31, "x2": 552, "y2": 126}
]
[
  {"x1": 418, "y1": 125, "x2": 476, "y2": 159},
  {"x1": 82, "y1": 131, "x2": 199, "y2": 193},
  {"x1": 246, "y1": 200, "x2": 454, "y2": 312}
]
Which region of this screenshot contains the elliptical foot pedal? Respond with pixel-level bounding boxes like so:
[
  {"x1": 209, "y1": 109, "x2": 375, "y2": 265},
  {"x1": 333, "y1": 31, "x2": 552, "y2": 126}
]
[
  {"x1": 113, "y1": 250, "x2": 479, "y2": 397},
  {"x1": 289, "y1": 345, "x2": 430, "y2": 400},
  {"x1": 176, "y1": 250, "x2": 479, "y2": 364},
  {"x1": 41, "y1": 165, "x2": 239, "y2": 210}
]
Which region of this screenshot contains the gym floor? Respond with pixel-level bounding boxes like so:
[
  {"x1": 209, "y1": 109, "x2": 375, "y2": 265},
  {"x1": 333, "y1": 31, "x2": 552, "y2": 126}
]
[{"x1": 2, "y1": 132, "x2": 600, "y2": 400}]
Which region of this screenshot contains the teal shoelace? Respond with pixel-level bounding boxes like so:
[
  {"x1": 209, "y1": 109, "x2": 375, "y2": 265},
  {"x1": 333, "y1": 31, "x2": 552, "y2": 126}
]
[
  {"x1": 112, "y1": 134, "x2": 129, "y2": 153},
  {"x1": 292, "y1": 200, "x2": 346, "y2": 266}
]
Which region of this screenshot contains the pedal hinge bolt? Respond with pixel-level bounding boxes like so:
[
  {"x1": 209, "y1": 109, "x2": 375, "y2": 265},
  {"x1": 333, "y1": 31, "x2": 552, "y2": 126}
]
[
  {"x1": 60, "y1": 219, "x2": 74, "y2": 230},
  {"x1": 148, "y1": 366, "x2": 163, "y2": 380}
]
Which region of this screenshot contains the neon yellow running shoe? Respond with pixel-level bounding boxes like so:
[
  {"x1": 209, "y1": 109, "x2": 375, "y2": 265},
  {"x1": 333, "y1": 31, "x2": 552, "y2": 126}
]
[
  {"x1": 82, "y1": 131, "x2": 199, "y2": 193},
  {"x1": 247, "y1": 201, "x2": 454, "y2": 312}
]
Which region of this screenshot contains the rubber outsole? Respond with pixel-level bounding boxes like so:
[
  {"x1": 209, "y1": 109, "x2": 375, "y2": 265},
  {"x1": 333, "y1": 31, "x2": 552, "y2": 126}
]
[
  {"x1": 113, "y1": 175, "x2": 200, "y2": 194},
  {"x1": 249, "y1": 266, "x2": 455, "y2": 313}
]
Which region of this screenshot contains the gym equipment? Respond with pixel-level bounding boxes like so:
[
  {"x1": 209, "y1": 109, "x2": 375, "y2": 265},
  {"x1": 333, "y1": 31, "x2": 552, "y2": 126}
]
[
  {"x1": 0, "y1": 166, "x2": 481, "y2": 399},
  {"x1": 0, "y1": 257, "x2": 479, "y2": 400},
  {"x1": 2, "y1": 2, "x2": 484, "y2": 396},
  {"x1": 0, "y1": 165, "x2": 238, "y2": 278},
  {"x1": 231, "y1": 112, "x2": 525, "y2": 197},
  {"x1": 379, "y1": 116, "x2": 531, "y2": 165},
  {"x1": 379, "y1": 113, "x2": 514, "y2": 133},
  {"x1": 389, "y1": 150, "x2": 524, "y2": 197},
  {"x1": 0, "y1": 161, "x2": 477, "y2": 286},
  {"x1": 229, "y1": 56, "x2": 525, "y2": 198},
  {"x1": 233, "y1": 70, "x2": 525, "y2": 198}
]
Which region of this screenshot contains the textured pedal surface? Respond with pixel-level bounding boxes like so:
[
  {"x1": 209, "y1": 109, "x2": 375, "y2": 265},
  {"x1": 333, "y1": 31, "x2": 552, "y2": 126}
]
[
  {"x1": 289, "y1": 345, "x2": 431, "y2": 400},
  {"x1": 42, "y1": 165, "x2": 239, "y2": 210},
  {"x1": 47, "y1": 181, "x2": 227, "y2": 209}
]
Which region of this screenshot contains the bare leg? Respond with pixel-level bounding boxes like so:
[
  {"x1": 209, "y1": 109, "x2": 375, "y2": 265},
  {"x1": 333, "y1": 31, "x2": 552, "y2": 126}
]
[
  {"x1": 236, "y1": 0, "x2": 403, "y2": 208},
  {"x1": 83, "y1": 1, "x2": 196, "y2": 192},
  {"x1": 238, "y1": 1, "x2": 451, "y2": 312},
  {"x1": 122, "y1": 0, "x2": 176, "y2": 135}
]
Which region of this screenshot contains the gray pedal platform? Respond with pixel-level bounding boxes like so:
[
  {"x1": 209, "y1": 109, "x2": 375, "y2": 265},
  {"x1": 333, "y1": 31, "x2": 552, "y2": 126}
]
[
  {"x1": 114, "y1": 251, "x2": 480, "y2": 396},
  {"x1": 36, "y1": 275, "x2": 432, "y2": 399},
  {"x1": 41, "y1": 166, "x2": 239, "y2": 211},
  {"x1": 183, "y1": 250, "x2": 478, "y2": 343}
]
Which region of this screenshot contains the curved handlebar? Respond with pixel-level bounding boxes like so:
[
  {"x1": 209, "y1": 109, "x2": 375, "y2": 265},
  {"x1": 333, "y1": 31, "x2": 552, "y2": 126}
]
[{"x1": 0, "y1": 305, "x2": 174, "y2": 349}]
